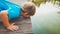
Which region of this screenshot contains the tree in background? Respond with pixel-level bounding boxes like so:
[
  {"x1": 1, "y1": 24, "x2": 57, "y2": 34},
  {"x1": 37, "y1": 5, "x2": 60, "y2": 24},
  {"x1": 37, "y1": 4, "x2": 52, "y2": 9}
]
[{"x1": 28, "y1": 0, "x2": 60, "y2": 6}]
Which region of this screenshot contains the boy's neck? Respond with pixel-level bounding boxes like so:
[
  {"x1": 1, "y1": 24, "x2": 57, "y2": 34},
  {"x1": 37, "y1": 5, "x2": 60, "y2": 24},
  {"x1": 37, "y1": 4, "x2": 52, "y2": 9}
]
[{"x1": 20, "y1": 11, "x2": 24, "y2": 16}]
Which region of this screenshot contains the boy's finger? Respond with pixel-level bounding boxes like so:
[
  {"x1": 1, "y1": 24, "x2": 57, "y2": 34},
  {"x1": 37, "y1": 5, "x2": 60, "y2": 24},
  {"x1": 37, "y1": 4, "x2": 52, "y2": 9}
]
[{"x1": 12, "y1": 25, "x2": 19, "y2": 30}]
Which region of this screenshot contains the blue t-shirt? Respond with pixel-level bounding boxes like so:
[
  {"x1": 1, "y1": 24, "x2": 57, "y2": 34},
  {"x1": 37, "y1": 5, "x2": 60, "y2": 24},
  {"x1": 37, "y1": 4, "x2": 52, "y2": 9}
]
[
  {"x1": 0, "y1": 0, "x2": 8, "y2": 11},
  {"x1": 0, "y1": 0, "x2": 22, "y2": 20}
]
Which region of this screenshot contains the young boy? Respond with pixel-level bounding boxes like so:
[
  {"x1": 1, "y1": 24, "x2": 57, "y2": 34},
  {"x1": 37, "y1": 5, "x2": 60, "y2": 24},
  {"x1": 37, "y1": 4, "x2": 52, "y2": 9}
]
[{"x1": 0, "y1": 1, "x2": 36, "y2": 31}]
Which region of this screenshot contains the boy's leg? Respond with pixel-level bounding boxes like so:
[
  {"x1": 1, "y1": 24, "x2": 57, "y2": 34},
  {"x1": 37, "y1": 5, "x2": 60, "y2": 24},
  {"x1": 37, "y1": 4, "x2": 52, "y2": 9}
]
[{"x1": 0, "y1": 11, "x2": 19, "y2": 31}]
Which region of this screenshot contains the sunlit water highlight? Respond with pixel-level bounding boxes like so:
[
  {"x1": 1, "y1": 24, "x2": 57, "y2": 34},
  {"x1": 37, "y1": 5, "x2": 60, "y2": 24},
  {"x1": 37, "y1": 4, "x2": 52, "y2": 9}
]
[{"x1": 31, "y1": 1, "x2": 60, "y2": 34}]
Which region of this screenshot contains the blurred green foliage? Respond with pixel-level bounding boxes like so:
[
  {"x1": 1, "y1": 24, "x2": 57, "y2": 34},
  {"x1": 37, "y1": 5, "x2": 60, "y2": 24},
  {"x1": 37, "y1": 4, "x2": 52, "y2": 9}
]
[
  {"x1": 28, "y1": 0, "x2": 47, "y2": 6},
  {"x1": 28, "y1": 0, "x2": 60, "y2": 7}
]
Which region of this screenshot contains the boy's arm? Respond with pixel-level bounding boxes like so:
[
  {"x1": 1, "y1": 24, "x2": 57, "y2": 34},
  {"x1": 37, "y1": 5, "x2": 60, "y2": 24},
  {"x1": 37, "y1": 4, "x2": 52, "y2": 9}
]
[
  {"x1": 0, "y1": 11, "x2": 19, "y2": 31},
  {"x1": 0, "y1": 11, "x2": 10, "y2": 27}
]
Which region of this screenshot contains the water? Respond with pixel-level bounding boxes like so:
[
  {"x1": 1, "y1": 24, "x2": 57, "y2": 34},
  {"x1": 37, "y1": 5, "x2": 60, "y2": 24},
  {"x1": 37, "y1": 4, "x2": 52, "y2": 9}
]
[{"x1": 31, "y1": 1, "x2": 60, "y2": 34}]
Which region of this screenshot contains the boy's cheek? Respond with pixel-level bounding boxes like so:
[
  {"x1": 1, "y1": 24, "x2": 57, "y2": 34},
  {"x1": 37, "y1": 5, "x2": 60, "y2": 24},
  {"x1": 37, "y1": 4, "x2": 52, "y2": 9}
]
[{"x1": 24, "y1": 14, "x2": 30, "y2": 18}]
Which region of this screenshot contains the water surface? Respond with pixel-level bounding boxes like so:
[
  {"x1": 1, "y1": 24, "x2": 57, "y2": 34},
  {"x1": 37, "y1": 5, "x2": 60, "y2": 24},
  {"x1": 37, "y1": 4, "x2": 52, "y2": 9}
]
[{"x1": 31, "y1": 1, "x2": 60, "y2": 34}]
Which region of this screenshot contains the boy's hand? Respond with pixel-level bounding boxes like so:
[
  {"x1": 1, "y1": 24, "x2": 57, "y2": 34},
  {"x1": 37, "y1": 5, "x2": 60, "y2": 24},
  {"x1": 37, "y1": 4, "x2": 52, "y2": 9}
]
[{"x1": 7, "y1": 23, "x2": 19, "y2": 31}]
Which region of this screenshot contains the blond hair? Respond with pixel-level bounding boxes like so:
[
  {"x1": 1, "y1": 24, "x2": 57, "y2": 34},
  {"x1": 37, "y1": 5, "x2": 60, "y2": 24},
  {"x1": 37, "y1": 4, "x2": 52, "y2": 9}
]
[{"x1": 22, "y1": 2, "x2": 36, "y2": 16}]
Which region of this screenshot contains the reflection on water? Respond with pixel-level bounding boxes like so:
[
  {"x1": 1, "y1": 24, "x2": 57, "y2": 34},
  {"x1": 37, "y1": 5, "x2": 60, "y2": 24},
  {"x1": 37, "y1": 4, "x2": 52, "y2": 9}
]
[{"x1": 31, "y1": 1, "x2": 60, "y2": 34}]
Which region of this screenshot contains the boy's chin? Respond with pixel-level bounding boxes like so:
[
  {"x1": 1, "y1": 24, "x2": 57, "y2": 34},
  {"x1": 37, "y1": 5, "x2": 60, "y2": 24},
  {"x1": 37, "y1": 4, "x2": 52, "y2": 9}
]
[{"x1": 23, "y1": 16, "x2": 30, "y2": 19}]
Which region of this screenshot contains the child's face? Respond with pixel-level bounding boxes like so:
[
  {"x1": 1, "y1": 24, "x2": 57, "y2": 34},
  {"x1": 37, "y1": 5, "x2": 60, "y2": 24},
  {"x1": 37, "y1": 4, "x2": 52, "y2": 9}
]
[{"x1": 23, "y1": 12, "x2": 30, "y2": 18}]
